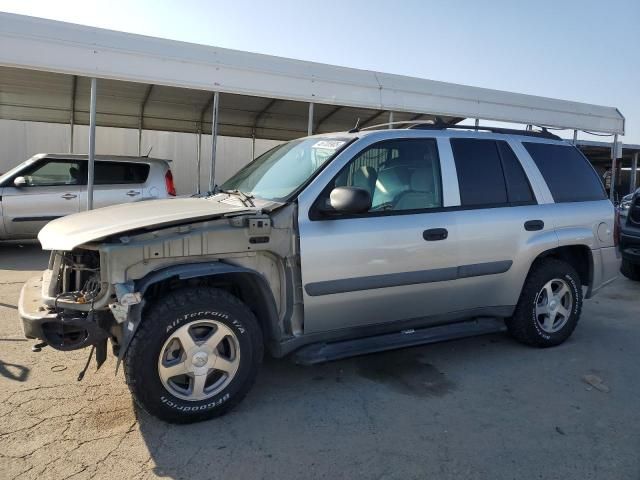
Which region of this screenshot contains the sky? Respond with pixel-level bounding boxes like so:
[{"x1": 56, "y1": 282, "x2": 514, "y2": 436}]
[{"x1": 1, "y1": 0, "x2": 639, "y2": 143}]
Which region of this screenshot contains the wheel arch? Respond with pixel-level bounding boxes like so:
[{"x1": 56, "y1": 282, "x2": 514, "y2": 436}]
[
  {"x1": 527, "y1": 244, "x2": 593, "y2": 293},
  {"x1": 119, "y1": 262, "x2": 281, "y2": 361}
]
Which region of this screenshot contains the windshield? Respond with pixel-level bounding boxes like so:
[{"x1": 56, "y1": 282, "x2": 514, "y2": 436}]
[{"x1": 220, "y1": 137, "x2": 350, "y2": 201}]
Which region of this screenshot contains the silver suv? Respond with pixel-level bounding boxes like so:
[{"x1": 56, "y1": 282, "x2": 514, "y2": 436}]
[
  {"x1": 18, "y1": 125, "x2": 619, "y2": 423},
  {"x1": 0, "y1": 153, "x2": 175, "y2": 240}
]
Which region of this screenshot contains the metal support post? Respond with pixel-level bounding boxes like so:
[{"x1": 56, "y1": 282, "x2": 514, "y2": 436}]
[
  {"x1": 388, "y1": 111, "x2": 394, "y2": 128},
  {"x1": 208, "y1": 91, "x2": 220, "y2": 192},
  {"x1": 572, "y1": 129, "x2": 578, "y2": 145},
  {"x1": 87, "y1": 77, "x2": 97, "y2": 210},
  {"x1": 631, "y1": 152, "x2": 638, "y2": 193},
  {"x1": 307, "y1": 102, "x2": 314, "y2": 136},
  {"x1": 69, "y1": 76, "x2": 77, "y2": 153},
  {"x1": 251, "y1": 130, "x2": 256, "y2": 160},
  {"x1": 609, "y1": 134, "x2": 618, "y2": 202},
  {"x1": 475, "y1": 118, "x2": 479, "y2": 128},
  {"x1": 196, "y1": 128, "x2": 202, "y2": 194}
]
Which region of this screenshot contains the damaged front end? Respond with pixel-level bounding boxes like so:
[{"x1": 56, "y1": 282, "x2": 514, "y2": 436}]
[{"x1": 19, "y1": 248, "x2": 118, "y2": 371}]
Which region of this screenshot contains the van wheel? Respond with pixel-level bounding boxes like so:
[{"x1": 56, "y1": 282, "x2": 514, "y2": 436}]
[
  {"x1": 507, "y1": 258, "x2": 582, "y2": 347},
  {"x1": 621, "y1": 259, "x2": 640, "y2": 281},
  {"x1": 124, "y1": 287, "x2": 263, "y2": 424}
]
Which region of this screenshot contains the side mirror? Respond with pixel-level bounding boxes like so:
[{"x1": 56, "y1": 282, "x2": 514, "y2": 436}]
[
  {"x1": 13, "y1": 176, "x2": 27, "y2": 187},
  {"x1": 321, "y1": 186, "x2": 372, "y2": 215}
]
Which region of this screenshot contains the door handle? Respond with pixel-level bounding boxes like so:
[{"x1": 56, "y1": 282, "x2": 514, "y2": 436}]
[
  {"x1": 524, "y1": 220, "x2": 544, "y2": 231},
  {"x1": 126, "y1": 190, "x2": 141, "y2": 197},
  {"x1": 423, "y1": 228, "x2": 448, "y2": 241},
  {"x1": 61, "y1": 193, "x2": 77, "y2": 200}
]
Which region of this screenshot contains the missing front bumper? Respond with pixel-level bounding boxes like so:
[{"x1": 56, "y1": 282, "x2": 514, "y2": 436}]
[{"x1": 19, "y1": 275, "x2": 109, "y2": 351}]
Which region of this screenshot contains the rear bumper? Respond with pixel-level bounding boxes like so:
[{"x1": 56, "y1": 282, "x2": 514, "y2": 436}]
[{"x1": 588, "y1": 246, "x2": 621, "y2": 298}]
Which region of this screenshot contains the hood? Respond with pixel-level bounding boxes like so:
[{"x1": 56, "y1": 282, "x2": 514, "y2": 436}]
[{"x1": 38, "y1": 196, "x2": 261, "y2": 250}]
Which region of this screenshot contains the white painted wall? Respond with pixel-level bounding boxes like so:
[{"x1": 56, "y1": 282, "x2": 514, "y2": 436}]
[{"x1": 0, "y1": 119, "x2": 282, "y2": 194}]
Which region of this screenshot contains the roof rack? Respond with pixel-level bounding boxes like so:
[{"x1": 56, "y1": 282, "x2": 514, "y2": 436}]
[{"x1": 359, "y1": 120, "x2": 562, "y2": 140}]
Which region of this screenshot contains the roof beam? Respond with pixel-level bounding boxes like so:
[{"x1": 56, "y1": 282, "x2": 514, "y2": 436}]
[
  {"x1": 199, "y1": 92, "x2": 217, "y2": 127},
  {"x1": 253, "y1": 99, "x2": 279, "y2": 129},
  {"x1": 139, "y1": 84, "x2": 154, "y2": 130},
  {"x1": 359, "y1": 110, "x2": 387, "y2": 128},
  {"x1": 314, "y1": 105, "x2": 343, "y2": 131}
]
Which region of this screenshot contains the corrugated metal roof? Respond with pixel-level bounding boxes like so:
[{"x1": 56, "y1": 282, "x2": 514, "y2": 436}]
[{"x1": 0, "y1": 12, "x2": 626, "y2": 138}]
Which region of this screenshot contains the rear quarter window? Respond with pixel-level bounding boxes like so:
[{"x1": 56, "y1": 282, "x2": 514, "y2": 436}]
[
  {"x1": 523, "y1": 142, "x2": 607, "y2": 203},
  {"x1": 94, "y1": 162, "x2": 150, "y2": 185}
]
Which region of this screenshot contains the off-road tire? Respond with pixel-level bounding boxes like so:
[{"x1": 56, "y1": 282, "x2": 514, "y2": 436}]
[
  {"x1": 124, "y1": 287, "x2": 263, "y2": 424},
  {"x1": 506, "y1": 258, "x2": 582, "y2": 347},
  {"x1": 620, "y1": 258, "x2": 640, "y2": 281}
]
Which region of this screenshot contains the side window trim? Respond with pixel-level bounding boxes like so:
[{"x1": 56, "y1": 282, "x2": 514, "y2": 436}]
[
  {"x1": 436, "y1": 138, "x2": 461, "y2": 207},
  {"x1": 495, "y1": 141, "x2": 536, "y2": 205},
  {"x1": 506, "y1": 140, "x2": 554, "y2": 204}
]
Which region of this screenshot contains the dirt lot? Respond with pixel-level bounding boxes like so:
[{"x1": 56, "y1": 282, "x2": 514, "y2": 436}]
[{"x1": 0, "y1": 242, "x2": 639, "y2": 480}]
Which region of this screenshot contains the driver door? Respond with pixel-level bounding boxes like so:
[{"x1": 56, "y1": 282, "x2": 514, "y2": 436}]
[
  {"x1": 2, "y1": 158, "x2": 82, "y2": 237},
  {"x1": 297, "y1": 137, "x2": 460, "y2": 334}
]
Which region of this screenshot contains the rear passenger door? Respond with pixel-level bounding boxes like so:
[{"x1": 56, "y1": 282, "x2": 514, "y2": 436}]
[
  {"x1": 79, "y1": 161, "x2": 150, "y2": 209},
  {"x1": 449, "y1": 138, "x2": 556, "y2": 311}
]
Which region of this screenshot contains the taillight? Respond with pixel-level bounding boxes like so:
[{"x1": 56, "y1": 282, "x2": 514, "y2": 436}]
[
  {"x1": 614, "y1": 208, "x2": 620, "y2": 247},
  {"x1": 165, "y1": 169, "x2": 176, "y2": 196}
]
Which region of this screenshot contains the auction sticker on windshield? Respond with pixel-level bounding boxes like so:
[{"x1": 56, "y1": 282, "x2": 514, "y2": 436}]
[{"x1": 312, "y1": 140, "x2": 346, "y2": 150}]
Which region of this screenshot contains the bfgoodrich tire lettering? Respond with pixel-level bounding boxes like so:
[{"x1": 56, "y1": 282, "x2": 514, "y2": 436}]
[
  {"x1": 507, "y1": 258, "x2": 583, "y2": 347},
  {"x1": 124, "y1": 287, "x2": 263, "y2": 424}
]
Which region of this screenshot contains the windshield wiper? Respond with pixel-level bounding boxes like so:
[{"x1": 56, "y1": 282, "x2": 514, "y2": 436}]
[{"x1": 220, "y1": 189, "x2": 255, "y2": 208}]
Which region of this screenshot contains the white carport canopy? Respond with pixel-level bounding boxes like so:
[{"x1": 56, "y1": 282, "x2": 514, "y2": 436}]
[{"x1": 0, "y1": 12, "x2": 626, "y2": 205}]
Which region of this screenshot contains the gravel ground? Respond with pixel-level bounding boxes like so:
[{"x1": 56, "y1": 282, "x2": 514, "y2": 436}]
[{"x1": 0, "y1": 242, "x2": 639, "y2": 480}]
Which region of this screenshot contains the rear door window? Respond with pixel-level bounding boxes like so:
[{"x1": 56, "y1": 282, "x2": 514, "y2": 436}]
[
  {"x1": 451, "y1": 139, "x2": 535, "y2": 207},
  {"x1": 523, "y1": 142, "x2": 607, "y2": 202},
  {"x1": 93, "y1": 162, "x2": 150, "y2": 185},
  {"x1": 451, "y1": 139, "x2": 508, "y2": 207}
]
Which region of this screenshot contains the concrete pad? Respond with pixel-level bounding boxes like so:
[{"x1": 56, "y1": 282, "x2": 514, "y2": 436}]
[{"x1": 0, "y1": 243, "x2": 638, "y2": 479}]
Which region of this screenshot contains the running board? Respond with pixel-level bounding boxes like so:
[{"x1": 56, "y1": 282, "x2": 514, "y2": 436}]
[{"x1": 292, "y1": 317, "x2": 507, "y2": 365}]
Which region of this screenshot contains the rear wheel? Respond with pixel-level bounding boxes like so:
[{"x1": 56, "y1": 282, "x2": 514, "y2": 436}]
[
  {"x1": 621, "y1": 258, "x2": 640, "y2": 281},
  {"x1": 507, "y1": 259, "x2": 582, "y2": 347},
  {"x1": 124, "y1": 287, "x2": 263, "y2": 423}
]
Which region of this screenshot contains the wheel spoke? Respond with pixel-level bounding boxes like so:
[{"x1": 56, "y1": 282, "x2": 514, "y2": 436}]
[
  {"x1": 536, "y1": 304, "x2": 549, "y2": 317},
  {"x1": 544, "y1": 310, "x2": 557, "y2": 330},
  {"x1": 175, "y1": 328, "x2": 197, "y2": 351},
  {"x1": 191, "y1": 373, "x2": 208, "y2": 398},
  {"x1": 206, "y1": 325, "x2": 230, "y2": 350},
  {"x1": 557, "y1": 305, "x2": 570, "y2": 318},
  {"x1": 159, "y1": 361, "x2": 188, "y2": 382},
  {"x1": 543, "y1": 283, "x2": 554, "y2": 301},
  {"x1": 556, "y1": 284, "x2": 570, "y2": 300},
  {"x1": 214, "y1": 356, "x2": 239, "y2": 373}
]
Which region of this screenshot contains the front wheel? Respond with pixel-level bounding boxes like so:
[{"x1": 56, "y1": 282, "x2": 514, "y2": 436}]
[
  {"x1": 507, "y1": 258, "x2": 583, "y2": 347},
  {"x1": 124, "y1": 287, "x2": 263, "y2": 423}
]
